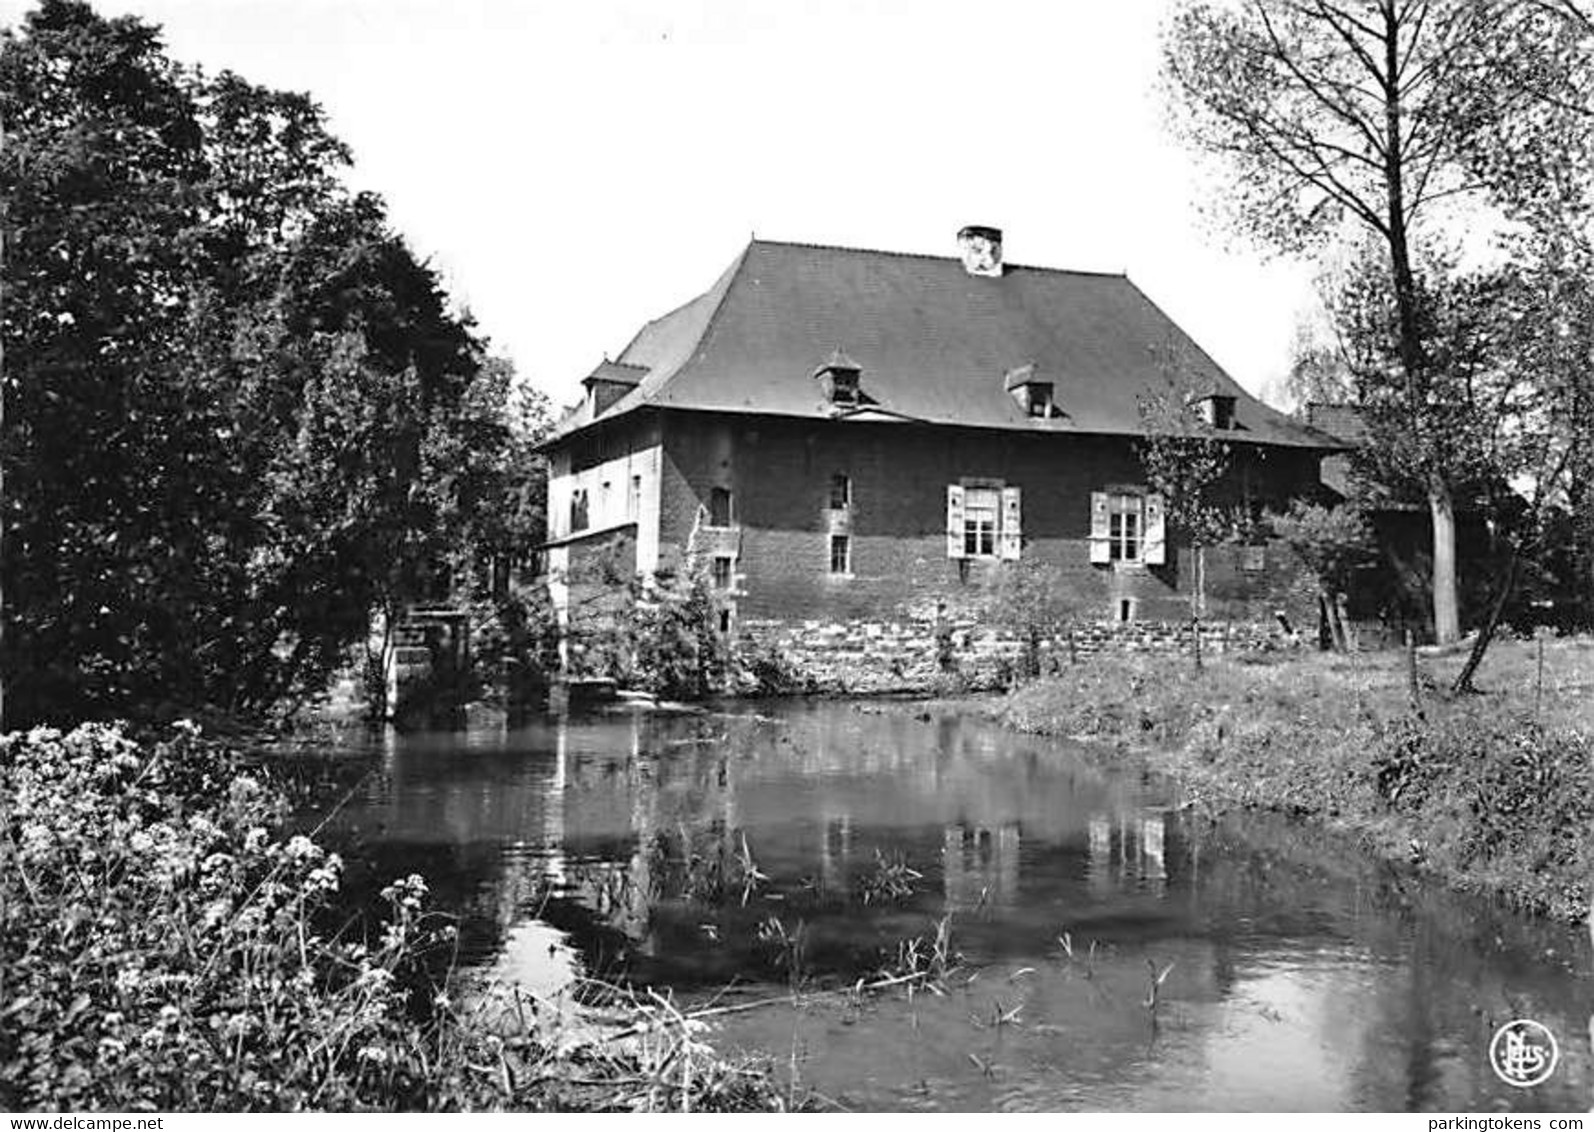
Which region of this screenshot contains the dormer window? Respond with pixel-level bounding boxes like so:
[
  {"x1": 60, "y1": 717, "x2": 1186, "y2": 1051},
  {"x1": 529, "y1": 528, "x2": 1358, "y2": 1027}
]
[
  {"x1": 1199, "y1": 393, "x2": 1237, "y2": 430},
  {"x1": 1005, "y1": 363, "x2": 1058, "y2": 420},
  {"x1": 813, "y1": 348, "x2": 863, "y2": 407},
  {"x1": 581, "y1": 358, "x2": 646, "y2": 417}
]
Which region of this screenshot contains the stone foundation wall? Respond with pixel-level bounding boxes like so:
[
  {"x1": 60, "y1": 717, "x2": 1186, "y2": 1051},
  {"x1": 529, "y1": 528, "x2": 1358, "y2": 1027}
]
[{"x1": 740, "y1": 615, "x2": 1293, "y2": 695}]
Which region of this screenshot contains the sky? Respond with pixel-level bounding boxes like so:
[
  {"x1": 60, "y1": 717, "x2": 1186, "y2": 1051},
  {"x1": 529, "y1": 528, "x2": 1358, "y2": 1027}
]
[{"x1": 10, "y1": 0, "x2": 1321, "y2": 411}]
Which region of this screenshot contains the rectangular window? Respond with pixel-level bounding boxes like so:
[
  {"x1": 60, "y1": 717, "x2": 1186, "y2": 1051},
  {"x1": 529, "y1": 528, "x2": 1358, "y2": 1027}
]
[
  {"x1": 1108, "y1": 493, "x2": 1143, "y2": 562},
  {"x1": 712, "y1": 555, "x2": 734, "y2": 590},
  {"x1": 829, "y1": 534, "x2": 851, "y2": 575},
  {"x1": 570, "y1": 488, "x2": 589, "y2": 533},
  {"x1": 963, "y1": 487, "x2": 999, "y2": 558},
  {"x1": 829, "y1": 473, "x2": 851, "y2": 510},
  {"x1": 709, "y1": 487, "x2": 734, "y2": 527},
  {"x1": 628, "y1": 474, "x2": 642, "y2": 521}
]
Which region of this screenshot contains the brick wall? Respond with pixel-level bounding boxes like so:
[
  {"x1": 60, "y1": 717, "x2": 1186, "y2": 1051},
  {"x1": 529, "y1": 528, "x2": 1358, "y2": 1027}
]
[{"x1": 657, "y1": 411, "x2": 1324, "y2": 628}]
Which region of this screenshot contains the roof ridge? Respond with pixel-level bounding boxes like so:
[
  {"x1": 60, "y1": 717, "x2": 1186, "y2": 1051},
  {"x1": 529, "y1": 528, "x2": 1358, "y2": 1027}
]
[{"x1": 748, "y1": 236, "x2": 1128, "y2": 279}]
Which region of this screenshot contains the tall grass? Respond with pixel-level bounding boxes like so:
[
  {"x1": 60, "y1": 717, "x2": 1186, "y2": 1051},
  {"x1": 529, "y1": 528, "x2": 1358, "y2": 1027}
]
[
  {"x1": 996, "y1": 639, "x2": 1594, "y2": 920},
  {"x1": 0, "y1": 723, "x2": 788, "y2": 1112}
]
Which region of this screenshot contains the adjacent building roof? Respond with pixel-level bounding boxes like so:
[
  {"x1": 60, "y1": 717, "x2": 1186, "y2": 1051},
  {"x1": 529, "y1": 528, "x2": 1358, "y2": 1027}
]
[
  {"x1": 1305, "y1": 402, "x2": 1367, "y2": 498},
  {"x1": 546, "y1": 238, "x2": 1343, "y2": 450}
]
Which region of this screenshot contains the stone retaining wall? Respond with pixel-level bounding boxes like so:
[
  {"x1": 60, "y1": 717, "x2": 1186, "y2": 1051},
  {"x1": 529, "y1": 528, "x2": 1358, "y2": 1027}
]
[{"x1": 740, "y1": 615, "x2": 1293, "y2": 694}]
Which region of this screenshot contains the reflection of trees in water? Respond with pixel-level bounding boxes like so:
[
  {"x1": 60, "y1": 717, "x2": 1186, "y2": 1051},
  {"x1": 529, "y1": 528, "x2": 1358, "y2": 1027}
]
[{"x1": 1175, "y1": 811, "x2": 1590, "y2": 1111}]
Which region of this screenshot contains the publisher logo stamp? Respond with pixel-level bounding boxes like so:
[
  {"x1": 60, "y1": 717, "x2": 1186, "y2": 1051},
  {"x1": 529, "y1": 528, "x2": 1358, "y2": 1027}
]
[{"x1": 1489, "y1": 1019, "x2": 1559, "y2": 1087}]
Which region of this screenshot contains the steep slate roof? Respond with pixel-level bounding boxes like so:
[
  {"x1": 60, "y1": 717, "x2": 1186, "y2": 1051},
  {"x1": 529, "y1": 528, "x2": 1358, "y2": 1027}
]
[{"x1": 547, "y1": 239, "x2": 1341, "y2": 450}]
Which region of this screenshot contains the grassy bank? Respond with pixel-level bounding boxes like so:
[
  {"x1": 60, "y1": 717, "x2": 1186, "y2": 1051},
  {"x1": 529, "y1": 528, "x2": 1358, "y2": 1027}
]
[
  {"x1": 0, "y1": 723, "x2": 789, "y2": 1112},
  {"x1": 995, "y1": 638, "x2": 1594, "y2": 922}
]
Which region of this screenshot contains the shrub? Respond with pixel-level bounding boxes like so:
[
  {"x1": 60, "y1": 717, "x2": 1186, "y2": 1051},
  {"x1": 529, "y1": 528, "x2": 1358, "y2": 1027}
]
[
  {"x1": 470, "y1": 582, "x2": 561, "y2": 706},
  {"x1": 635, "y1": 569, "x2": 733, "y2": 700},
  {"x1": 578, "y1": 567, "x2": 732, "y2": 700},
  {"x1": 737, "y1": 639, "x2": 813, "y2": 696},
  {"x1": 1, "y1": 723, "x2": 474, "y2": 1110},
  {"x1": 0, "y1": 723, "x2": 785, "y2": 1111}
]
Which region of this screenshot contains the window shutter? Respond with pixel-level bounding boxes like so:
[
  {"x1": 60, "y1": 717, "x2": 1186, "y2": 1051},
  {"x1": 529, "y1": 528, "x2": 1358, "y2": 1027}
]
[
  {"x1": 946, "y1": 485, "x2": 966, "y2": 559},
  {"x1": 1000, "y1": 486, "x2": 1022, "y2": 560},
  {"x1": 1144, "y1": 493, "x2": 1167, "y2": 565},
  {"x1": 1089, "y1": 491, "x2": 1110, "y2": 564}
]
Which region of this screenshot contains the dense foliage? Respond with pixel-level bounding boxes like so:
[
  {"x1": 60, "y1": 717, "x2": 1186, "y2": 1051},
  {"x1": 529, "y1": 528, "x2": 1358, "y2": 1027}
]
[
  {"x1": 1, "y1": 723, "x2": 475, "y2": 1109},
  {"x1": 568, "y1": 564, "x2": 734, "y2": 701},
  {"x1": 0, "y1": 723, "x2": 790, "y2": 1111},
  {"x1": 0, "y1": 1, "x2": 547, "y2": 725}
]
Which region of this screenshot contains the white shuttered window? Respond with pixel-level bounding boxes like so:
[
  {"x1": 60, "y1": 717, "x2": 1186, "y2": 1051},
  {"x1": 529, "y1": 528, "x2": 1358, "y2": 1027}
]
[
  {"x1": 1088, "y1": 490, "x2": 1166, "y2": 565},
  {"x1": 947, "y1": 483, "x2": 1022, "y2": 560}
]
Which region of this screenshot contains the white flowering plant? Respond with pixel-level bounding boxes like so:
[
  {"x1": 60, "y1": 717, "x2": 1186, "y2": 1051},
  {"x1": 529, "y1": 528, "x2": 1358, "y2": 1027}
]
[{"x1": 0, "y1": 723, "x2": 481, "y2": 1110}]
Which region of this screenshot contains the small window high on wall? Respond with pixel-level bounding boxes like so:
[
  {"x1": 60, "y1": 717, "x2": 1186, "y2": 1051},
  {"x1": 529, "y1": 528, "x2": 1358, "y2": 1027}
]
[
  {"x1": 829, "y1": 473, "x2": 851, "y2": 510},
  {"x1": 708, "y1": 487, "x2": 734, "y2": 527}
]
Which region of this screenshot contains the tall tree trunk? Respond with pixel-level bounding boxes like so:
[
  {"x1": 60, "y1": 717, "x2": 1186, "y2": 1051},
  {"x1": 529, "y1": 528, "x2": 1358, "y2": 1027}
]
[
  {"x1": 1336, "y1": 593, "x2": 1358, "y2": 652},
  {"x1": 1429, "y1": 483, "x2": 1460, "y2": 644},
  {"x1": 1322, "y1": 590, "x2": 1347, "y2": 651},
  {"x1": 1381, "y1": 8, "x2": 1461, "y2": 648},
  {"x1": 1, "y1": 110, "x2": 7, "y2": 733}
]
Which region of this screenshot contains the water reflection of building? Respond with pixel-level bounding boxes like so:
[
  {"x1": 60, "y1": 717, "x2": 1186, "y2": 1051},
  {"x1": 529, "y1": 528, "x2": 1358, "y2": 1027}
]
[
  {"x1": 545, "y1": 713, "x2": 754, "y2": 949},
  {"x1": 1086, "y1": 810, "x2": 1167, "y2": 894},
  {"x1": 819, "y1": 811, "x2": 853, "y2": 895},
  {"x1": 942, "y1": 823, "x2": 1021, "y2": 910},
  {"x1": 1142, "y1": 812, "x2": 1166, "y2": 892}
]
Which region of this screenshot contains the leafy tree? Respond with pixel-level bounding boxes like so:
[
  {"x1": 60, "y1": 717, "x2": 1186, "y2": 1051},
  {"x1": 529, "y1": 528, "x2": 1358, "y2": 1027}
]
[
  {"x1": 1328, "y1": 250, "x2": 1518, "y2": 513},
  {"x1": 1271, "y1": 500, "x2": 1378, "y2": 649},
  {"x1": 987, "y1": 560, "x2": 1080, "y2": 679},
  {"x1": 606, "y1": 564, "x2": 731, "y2": 701},
  {"x1": 1161, "y1": 0, "x2": 1576, "y2": 644},
  {"x1": 1279, "y1": 310, "x2": 1356, "y2": 411},
  {"x1": 1455, "y1": 4, "x2": 1594, "y2": 632},
  {"x1": 1326, "y1": 245, "x2": 1574, "y2": 680},
  {"x1": 0, "y1": 1, "x2": 545, "y2": 724},
  {"x1": 1135, "y1": 356, "x2": 1235, "y2": 631}
]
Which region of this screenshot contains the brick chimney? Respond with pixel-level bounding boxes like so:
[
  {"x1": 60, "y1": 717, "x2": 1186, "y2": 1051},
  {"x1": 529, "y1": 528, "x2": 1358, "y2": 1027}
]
[{"x1": 957, "y1": 225, "x2": 1003, "y2": 277}]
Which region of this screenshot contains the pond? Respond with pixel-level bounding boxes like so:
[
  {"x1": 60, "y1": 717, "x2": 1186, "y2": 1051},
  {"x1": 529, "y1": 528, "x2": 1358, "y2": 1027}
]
[{"x1": 306, "y1": 700, "x2": 1591, "y2": 1112}]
